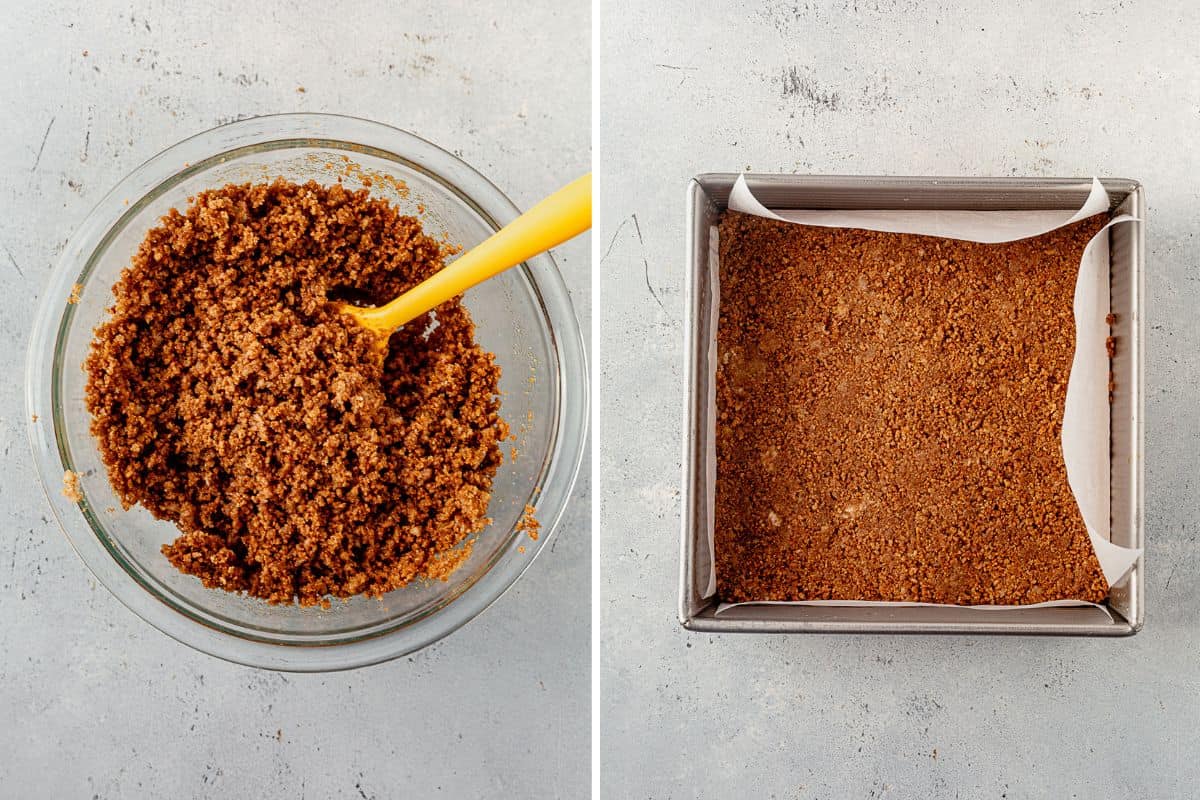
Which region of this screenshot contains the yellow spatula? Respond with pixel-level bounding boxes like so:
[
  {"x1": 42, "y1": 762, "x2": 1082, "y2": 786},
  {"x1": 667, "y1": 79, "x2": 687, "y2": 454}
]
[{"x1": 341, "y1": 173, "x2": 591, "y2": 342}]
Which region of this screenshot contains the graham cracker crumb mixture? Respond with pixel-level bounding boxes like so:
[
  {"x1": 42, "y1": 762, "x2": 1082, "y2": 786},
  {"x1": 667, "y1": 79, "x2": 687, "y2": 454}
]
[
  {"x1": 62, "y1": 470, "x2": 83, "y2": 502},
  {"x1": 715, "y1": 212, "x2": 1109, "y2": 605},
  {"x1": 68, "y1": 283, "x2": 83, "y2": 304},
  {"x1": 517, "y1": 504, "x2": 540, "y2": 541},
  {"x1": 84, "y1": 180, "x2": 507, "y2": 606},
  {"x1": 323, "y1": 157, "x2": 410, "y2": 201}
]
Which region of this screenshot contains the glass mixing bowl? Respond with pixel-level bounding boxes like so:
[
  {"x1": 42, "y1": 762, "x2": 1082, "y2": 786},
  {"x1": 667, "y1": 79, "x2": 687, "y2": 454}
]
[{"x1": 26, "y1": 114, "x2": 588, "y2": 671}]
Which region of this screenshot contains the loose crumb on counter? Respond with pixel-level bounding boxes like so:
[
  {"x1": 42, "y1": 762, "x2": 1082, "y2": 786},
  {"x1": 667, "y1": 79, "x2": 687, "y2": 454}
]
[
  {"x1": 84, "y1": 179, "x2": 508, "y2": 606},
  {"x1": 714, "y1": 211, "x2": 1109, "y2": 606}
]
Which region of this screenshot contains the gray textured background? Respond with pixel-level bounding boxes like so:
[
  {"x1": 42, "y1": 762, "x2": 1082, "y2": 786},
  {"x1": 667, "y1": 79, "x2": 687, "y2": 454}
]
[
  {"x1": 600, "y1": 1, "x2": 1197, "y2": 798},
  {"x1": 0, "y1": 2, "x2": 589, "y2": 797}
]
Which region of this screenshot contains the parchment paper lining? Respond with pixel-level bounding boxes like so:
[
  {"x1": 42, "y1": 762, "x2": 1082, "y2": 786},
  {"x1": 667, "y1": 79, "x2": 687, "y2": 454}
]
[{"x1": 707, "y1": 176, "x2": 1141, "y2": 613}]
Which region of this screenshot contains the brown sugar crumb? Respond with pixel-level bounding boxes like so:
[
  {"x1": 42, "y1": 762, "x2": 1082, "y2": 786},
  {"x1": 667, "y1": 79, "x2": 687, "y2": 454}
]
[
  {"x1": 1106, "y1": 313, "x2": 1117, "y2": 325},
  {"x1": 518, "y1": 545, "x2": 526, "y2": 554},
  {"x1": 62, "y1": 470, "x2": 83, "y2": 502},
  {"x1": 517, "y1": 504, "x2": 540, "y2": 541},
  {"x1": 327, "y1": 157, "x2": 409, "y2": 199},
  {"x1": 715, "y1": 211, "x2": 1109, "y2": 605},
  {"x1": 423, "y1": 538, "x2": 475, "y2": 581},
  {"x1": 84, "y1": 179, "x2": 508, "y2": 606},
  {"x1": 67, "y1": 283, "x2": 83, "y2": 304},
  {"x1": 1106, "y1": 336, "x2": 1117, "y2": 358}
]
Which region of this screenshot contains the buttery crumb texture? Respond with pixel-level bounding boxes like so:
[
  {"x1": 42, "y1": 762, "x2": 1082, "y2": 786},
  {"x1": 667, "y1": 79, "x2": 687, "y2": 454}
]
[
  {"x1": 517, "y1": 504, "x2": 541, "y2": 541},
  {"x1": 85, "y1": 180, "x2": 507, "y2": 606},
  {"x1": 715, "y1": 212, "x2": 1109, "y2": 605},
  {"x1": 62, "y1": 470, "x2": 82, "y2": 503}
]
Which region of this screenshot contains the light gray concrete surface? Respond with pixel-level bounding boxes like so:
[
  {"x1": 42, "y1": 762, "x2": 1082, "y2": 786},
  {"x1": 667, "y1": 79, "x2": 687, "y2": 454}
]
[
  {"x1": 599, "y1": 1, "x2": 1197, "y2": 797},
  {"x1": 0, "y1": 2, "x2": 588, "y2": 797}
]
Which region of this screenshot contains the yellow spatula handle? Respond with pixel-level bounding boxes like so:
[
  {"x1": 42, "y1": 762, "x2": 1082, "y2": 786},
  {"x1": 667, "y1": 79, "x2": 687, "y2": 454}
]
[{"x1": 353, "y1": 173, "x2": 592, "y2": 332}]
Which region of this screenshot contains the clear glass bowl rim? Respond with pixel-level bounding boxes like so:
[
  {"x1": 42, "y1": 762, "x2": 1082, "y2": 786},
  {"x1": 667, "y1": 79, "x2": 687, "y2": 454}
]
[{"x1": 24, "y1": 113, "x2": 589, "y2": 672}]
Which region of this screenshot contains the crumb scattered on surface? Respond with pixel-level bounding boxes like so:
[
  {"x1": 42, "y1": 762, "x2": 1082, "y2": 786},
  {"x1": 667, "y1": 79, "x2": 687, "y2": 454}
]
[
  {"x1": 1106, "y1": 313, "x2": 1117, "y2": 325},
  {"x1": 322, "y1": 157, "x2": 409, "y2": 199},
  {"x1": 423, "y1": 538, "x2": 476, "y2": 581},
  {"x1": 518, "y1": 545, "x2": 526, "y2": 554},
  {"x1": 62, "y1": 470, "x2": 83, "y2": 502},
  {"x1": 31, "y1": 414, "x2": 38, "y2": 423},
  {"x1": 85, "y1": 180, "x2": 507, "y2": 606},
  {"x1": 714, "y1": 211, "x2": 1109, "y2": 605},
  {"x1": 517, "y1": 504, "x2": 540, "y2": 541},
  {"x1": 67, "y1": 283, "x2": 83, "y2": 304},
  {"x1": 296, "y1": 86, "x2": 306, "y2": 93}
]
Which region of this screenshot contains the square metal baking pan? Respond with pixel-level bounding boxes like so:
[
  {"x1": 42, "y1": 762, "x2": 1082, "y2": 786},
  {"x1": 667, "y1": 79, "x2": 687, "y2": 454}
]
[{"x1": 680, "y1": 174, "x2": 1145, "y2": 636}]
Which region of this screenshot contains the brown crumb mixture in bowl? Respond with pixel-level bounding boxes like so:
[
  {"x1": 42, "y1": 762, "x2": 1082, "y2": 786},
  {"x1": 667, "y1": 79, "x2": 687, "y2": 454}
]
[{"x1": 84, "y1": 180, "x2": 508, "y2": 606}]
